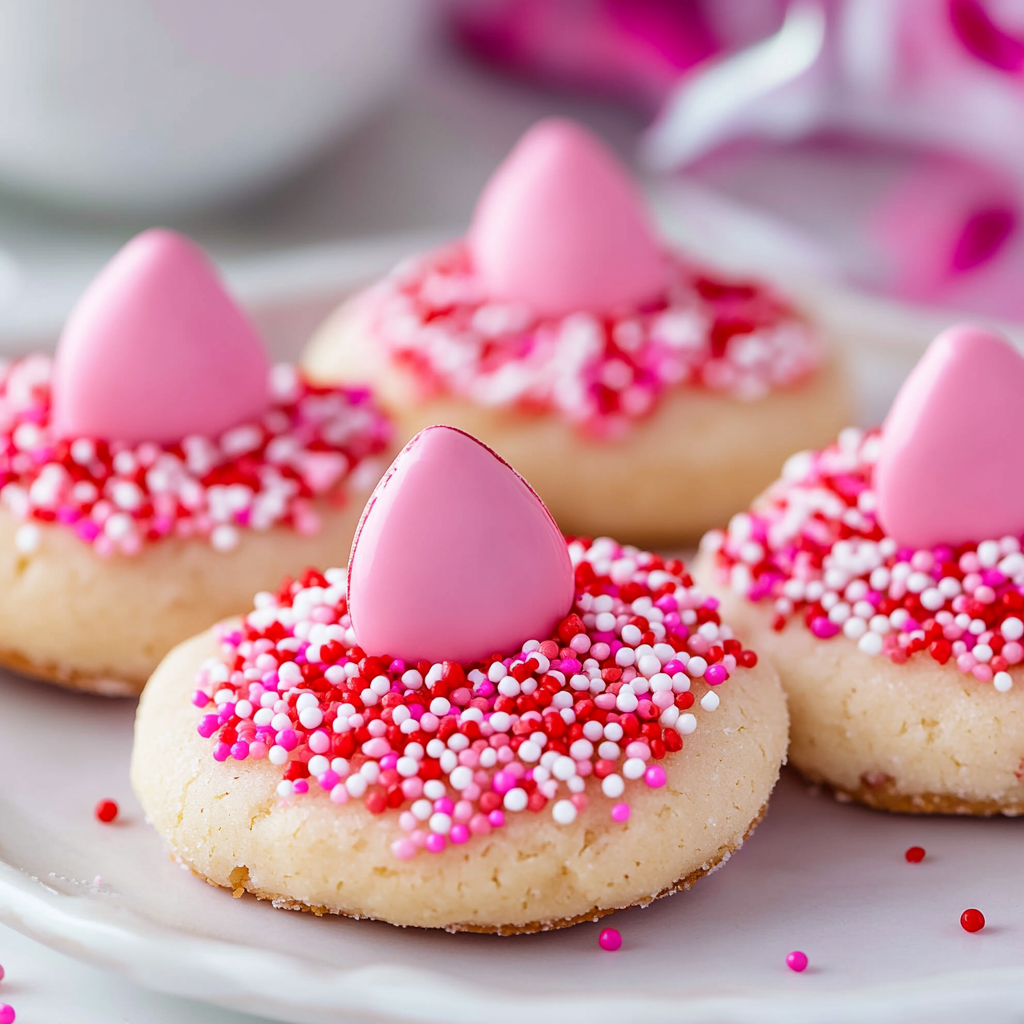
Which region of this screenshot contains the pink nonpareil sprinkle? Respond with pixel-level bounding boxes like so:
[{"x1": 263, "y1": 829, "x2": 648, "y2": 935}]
[
  {"x1": 599, "y1": 927, "x2": 623, "y2": 951},
  {"x1": 491, "y1": 770, "x2": 517, "y2": 795},
  {"x1": 810, "y1": 617, "x2": 841, "y2": 640},
  {"x1": 704, "y1": 663, "x2": 728, "y2": 685}
]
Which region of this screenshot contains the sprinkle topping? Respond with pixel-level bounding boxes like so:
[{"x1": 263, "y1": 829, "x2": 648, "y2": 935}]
[
  {"x1": 704, "y1": 427, "x2": 1024, "y2": 686},
  {"x1": 367, "y1": 243, "x2": 821, "y2": 437},
  {"x1": 0, "y1": 356, "x2": 390, "y2": 556},
  {"x1": 95, "y1": 799, "x2": 119, "y2": 823},
  {"x1": 960, "y1": 908, "x2": 985, "y2": 933},
  {"x1": 786, "y1": 951, "x2": 808, "y2": 973},
  {"x1": 193, "y1": 537, "x2": 758, "y2": 859}
]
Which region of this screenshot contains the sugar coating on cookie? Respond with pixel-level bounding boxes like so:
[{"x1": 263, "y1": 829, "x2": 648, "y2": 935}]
[
  {"x1": 189, "y1": 536, "x2": 759, "y2": 860},
  {"x1": 702, "y1": 426, "x2": 1022, "y2": 689},
  {"x1": 0, "y1": 356, "x2": 390, "y2": 558},
  {"x1": 359, "y1": 244, "x2": 820, "y2": 439}
]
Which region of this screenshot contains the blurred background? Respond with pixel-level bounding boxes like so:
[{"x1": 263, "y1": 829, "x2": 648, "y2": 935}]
[{"x1": 2, "y1": 0, "x2": 1023, "y2": 413}]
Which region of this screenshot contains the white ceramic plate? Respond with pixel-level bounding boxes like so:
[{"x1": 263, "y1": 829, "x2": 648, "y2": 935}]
[
  {"x1": 3, "y1": 666, "x2": 1024, "y2": 1024},
  {"x1": 2, "y1": 226, "x2": 1024, "y2": 1023}
]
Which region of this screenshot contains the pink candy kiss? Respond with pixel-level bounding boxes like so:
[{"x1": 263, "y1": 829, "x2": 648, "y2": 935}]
[
  {"x1": 51, "y1": 228, "x2": 270, "y2": 445},
  {"x1": 875, "y1": 324, "x2": 1024, "y2": 549},
  {"x1": 469, "y1": 118, "x2": 668, "y2": 318},
  {"x1": 348, "y1": 425, "x2": 574, "y2": 664}
]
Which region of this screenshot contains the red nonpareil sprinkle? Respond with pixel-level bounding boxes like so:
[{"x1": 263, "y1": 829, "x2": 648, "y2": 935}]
[
  {"x1": 95, "y1": 799, "x2": 118, "y2": 823},
  {"x1": 0, "y1": 357, "x2": 390, "y2": 557},
  {"x1": 366, "y1": 243, "x2": 822, "y2": 437},
  {"x1": 705, "y1": 427, "x2": 1024, "y2": 686},
  {"x1": 905, "y1": 846, "x2": 926, "y2": 863},
  {"x1": 193, "y1": 537, "x2": 759, "y2": 859},
  {"x1": 960, "y1": 908, "x2": 985, "y2": 932}
]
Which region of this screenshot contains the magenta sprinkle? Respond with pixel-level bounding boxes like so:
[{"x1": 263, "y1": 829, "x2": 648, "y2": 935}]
[
  {"x1": 276, "y1": 729, "x2": 299, "y2": 752},
  {"x1": 704, "y1": 663, "x2": 728, "y2": 685},
  {"x1": 611, "y1": 803, "x2": 631, "y2": 822},
  {"x1": 425, "y1": 833, "x2": 446, "y2": 854},
  {"x1": 391, "y1": 838, "x2": 416, "y2": 860},
  {"x1": 786, "y1": 951, "x2": 809, "y2": 972},
  {"x1": 369, "y1": 243, "x2": 822, "y2": 436},
  {"x1": 492, "y1": 771, "x2": 516, "y2": 795},
  {"x1": 0, "y1": 1003, "x2": 13, "y2": 1024},
  {"x1": 599, "y1": 927, "x2": 623, "y2": 952},
  {"x1": 644, "y1": 765, "x2": 667, "y2": 788},
  {"x1": 810, "y1": 617, "x2": 841, "y2": 639},
  {"x1": 75, "y1": 520, "x2": 101, "y2": 542}
]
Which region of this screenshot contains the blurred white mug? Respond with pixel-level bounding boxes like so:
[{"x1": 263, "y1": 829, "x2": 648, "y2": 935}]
[{"x1": 0, "y1": 0, "x2": 425, "y2": 213}]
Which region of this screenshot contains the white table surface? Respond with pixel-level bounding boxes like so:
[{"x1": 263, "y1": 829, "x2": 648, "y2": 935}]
[{"x1": 0, "y1": 923, "x2": 276, "y2": 1024}]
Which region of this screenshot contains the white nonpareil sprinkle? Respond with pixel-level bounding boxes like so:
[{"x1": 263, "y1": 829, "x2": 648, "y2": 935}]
[{"x1": 700, "y1": 691, "x2": 720, "y2": 712}]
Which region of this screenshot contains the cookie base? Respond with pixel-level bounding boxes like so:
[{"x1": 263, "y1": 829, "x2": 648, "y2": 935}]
[
  {"x1": 188, "y1": 803, "x2": 768, "y2": 935},
  {"x1": 800, "y1": 768, "x2": 1024, "y2": 817},
  {"x1": 0, "y1": 495, "x2": 372, "y2": 697},
  {"x1": 0, "y1": 645, "x2": 139, "y2": 697}
]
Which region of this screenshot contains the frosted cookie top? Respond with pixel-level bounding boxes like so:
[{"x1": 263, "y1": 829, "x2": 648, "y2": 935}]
[
  {"x1": 0, "y1": 357, "x2": 390, "y2": 556},
  {"x1": 703, "y1": 326, "x2": 1024, "y2": 689},
  {"x1": 360, "y1": 119, "x2": 822, "y2": 438},
  {"x1": 0, "y1": 229, "x2": 391, "y2": 556},
  {"x1": 191, "y1": 426, "x2": 760, "y2": 859},
  {"x1": 195, "y1": 537, "x2": 755, "y2": 860}
]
